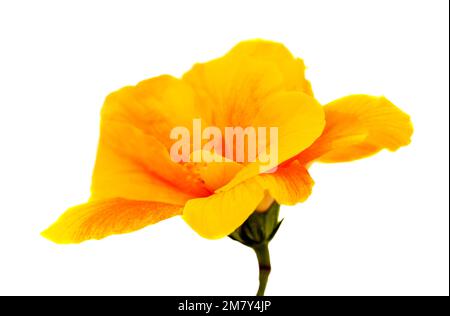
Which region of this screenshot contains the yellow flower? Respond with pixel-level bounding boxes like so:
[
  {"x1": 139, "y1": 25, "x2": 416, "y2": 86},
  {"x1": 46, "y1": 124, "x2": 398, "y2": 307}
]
[{"x1": 42, "y1": 40, "x2": 413, "y2": 243}]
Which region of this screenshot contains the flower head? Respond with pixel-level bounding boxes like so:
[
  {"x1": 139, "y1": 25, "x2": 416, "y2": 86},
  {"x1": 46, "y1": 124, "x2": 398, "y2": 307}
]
[{"x1": 42, "y1": 40, "x2": 412, "y2": 243}]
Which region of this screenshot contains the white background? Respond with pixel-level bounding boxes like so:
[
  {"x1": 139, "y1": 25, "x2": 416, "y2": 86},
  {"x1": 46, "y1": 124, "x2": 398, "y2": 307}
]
[{"x1": 0, "y1": 0, "x2": 448, "y2": 296}]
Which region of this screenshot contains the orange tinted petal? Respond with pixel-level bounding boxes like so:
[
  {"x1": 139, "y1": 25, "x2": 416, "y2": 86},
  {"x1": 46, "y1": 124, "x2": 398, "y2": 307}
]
[
  {"x1": 42, "y1": 199, "x2": 182, "y2": 244},
  {"x1": 94, "y1": 75, "x2": 210, "y2": 199},
  {"x1": 298, "y1": 95, "x2": 413, "y2": 163},
  {"x1": 102, "y1": 75, "x2": 201, "y2": 149},
  {"x1": 91, "y1": 139, "x2": 194, "y2": 205},
  {"x1": 256, "y1": 160, "x2": 314, "y2": 205},
  {"x1": 96, "y1": 119, "x2": 209, "y2": 198}
]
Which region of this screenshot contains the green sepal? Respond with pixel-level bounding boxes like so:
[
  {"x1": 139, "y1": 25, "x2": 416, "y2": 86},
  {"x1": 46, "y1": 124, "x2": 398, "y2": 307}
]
[{"x1": 229, "y1": 202, "x2": 282, "y2": 247}]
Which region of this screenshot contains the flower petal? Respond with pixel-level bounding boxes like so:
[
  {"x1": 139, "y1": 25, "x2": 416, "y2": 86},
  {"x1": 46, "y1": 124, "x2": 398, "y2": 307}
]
[
  {"x1": 42, "y1": 199, "x2": 182, "y2": 244},
  {"x1": 227, "y1": 39, "x2": 313, "y2": 94},
  {"x1": 182, "y1": 40, "x2": 314, "y2": 129},
  {"x1": 182, "y1": 180, "x2": 265, "y2": 239},
  {"x1": 91, "y1": 139, "x2": 194, "y2": 205},
  {"x1": 198, "y1": 160, "x2": 244, "y2": 192},
  {"x1": 252, "y1": 92, "x2": 325, "y2": 164},
  {"x1": 94, "y1": 119, "x2": 210, "y2": 200},
  {"x1": 218, "y1": 91, "x2": 325, "y2": 191},
  {"x1": 93, "y1": 75, "x2": 211, "y2": 201},
  {"x1": 102, "y1": 75, "x2": 201, "y2": 149},
  {"x1": 256, "y1": 160, "x2": 314, "y2": 205},
  {"x1": 298, "y1": 95, "x2": 413, "y2": 163},
  {"x1": 183, "y1": 49, "x2": 284, "y2": 128}
]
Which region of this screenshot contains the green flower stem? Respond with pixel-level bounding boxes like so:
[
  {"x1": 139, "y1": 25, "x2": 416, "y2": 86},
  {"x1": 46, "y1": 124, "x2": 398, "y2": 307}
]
[
  {"x1": 229, "y1": 203, "x2": 280, "y2": 296},
  {"x1": 253, "y1": 242, "x2": 271, "y2": 296}
]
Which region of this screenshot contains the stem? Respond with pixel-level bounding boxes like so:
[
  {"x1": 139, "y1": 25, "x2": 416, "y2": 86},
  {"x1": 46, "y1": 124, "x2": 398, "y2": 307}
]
[{"x1": 253, "y1": 242, "x2": 271, "y2": 296}]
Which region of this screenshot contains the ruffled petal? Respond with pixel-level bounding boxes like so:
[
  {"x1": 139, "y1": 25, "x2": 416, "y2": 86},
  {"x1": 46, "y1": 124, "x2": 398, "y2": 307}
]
[
  {"x1": 182, "y1": 40, "x2": 314, "y2": 129},
  {"x1": 298, "y1": 95, "x2": 413, "y2": 163},
  {"x1": 227, "y1": 39, "x2": 313, "y2": 94},
  {"x1": 183, "y1": 50, "x2": 284, "y2": 128},
  {"x1": 102, "y1": 75, "x2": 201, "y2": 148},
  {"x1": 93, "y1": 75, "x2": 210, "y2": 200},
  {"x1": 42, "y1": 199, "x2": 182, "y2": 244}
]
